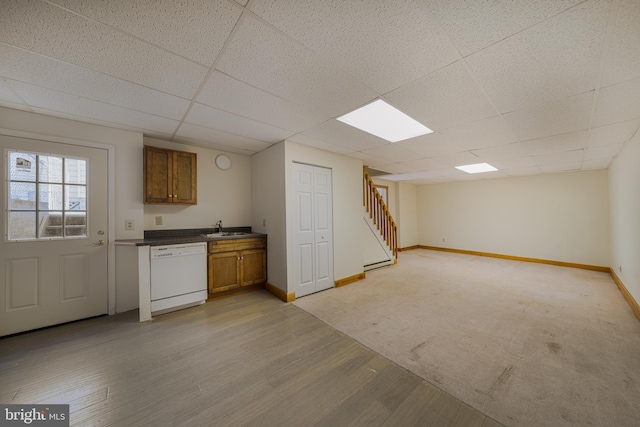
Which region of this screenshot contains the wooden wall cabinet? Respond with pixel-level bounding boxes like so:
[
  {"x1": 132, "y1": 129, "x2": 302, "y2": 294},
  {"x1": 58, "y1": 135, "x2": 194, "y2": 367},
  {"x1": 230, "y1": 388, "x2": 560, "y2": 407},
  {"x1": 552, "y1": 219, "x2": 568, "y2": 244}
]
[
  {"x1": 208, "y1": 237, "x2": 267, "y2": 294},
  {"x1": 144, "y1": 145, "x2": 197, "y2": 204}
]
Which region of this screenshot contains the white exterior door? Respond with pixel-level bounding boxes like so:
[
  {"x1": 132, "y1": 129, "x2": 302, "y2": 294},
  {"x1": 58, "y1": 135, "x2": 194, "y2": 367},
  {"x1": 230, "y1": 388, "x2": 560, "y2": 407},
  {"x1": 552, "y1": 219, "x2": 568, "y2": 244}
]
[
  {"x1": 1, "y1": 135, "x2": 108, "y2": 336},
  {"x1": 293, "y1": 163, "x2": 333, "y2": 298}
]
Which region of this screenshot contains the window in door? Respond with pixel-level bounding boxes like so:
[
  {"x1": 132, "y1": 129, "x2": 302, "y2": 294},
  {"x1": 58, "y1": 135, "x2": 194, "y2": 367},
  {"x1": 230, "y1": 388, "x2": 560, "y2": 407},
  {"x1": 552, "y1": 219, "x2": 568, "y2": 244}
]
[{"x1": 6, "y1": 150, "x2": 87, "y2": 241}]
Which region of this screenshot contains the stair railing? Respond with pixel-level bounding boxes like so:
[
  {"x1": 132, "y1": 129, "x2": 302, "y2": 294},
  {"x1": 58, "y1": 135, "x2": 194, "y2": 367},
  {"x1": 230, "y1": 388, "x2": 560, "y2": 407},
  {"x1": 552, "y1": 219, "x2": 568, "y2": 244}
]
[{"x1": 363, "y1": 167, "x2": 398, "y2": 259}]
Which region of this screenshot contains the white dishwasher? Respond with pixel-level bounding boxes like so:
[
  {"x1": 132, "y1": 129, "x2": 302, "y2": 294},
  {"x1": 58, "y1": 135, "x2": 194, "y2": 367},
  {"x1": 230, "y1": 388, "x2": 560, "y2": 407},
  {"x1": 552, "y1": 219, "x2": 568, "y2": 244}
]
[{"x1": 150, "y1": 242, "x2": 207, "y2": 314}]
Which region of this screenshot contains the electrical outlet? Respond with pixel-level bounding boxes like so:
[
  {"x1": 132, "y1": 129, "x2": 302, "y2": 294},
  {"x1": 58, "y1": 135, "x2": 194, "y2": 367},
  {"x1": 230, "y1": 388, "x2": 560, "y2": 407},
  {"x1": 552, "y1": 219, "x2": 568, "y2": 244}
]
[
  {"x1": 125, "y1": 219, "x2": 135, "y2": 230},
  {"x1": 155, "y1": 216, "x2": 163, "y2": 226}
]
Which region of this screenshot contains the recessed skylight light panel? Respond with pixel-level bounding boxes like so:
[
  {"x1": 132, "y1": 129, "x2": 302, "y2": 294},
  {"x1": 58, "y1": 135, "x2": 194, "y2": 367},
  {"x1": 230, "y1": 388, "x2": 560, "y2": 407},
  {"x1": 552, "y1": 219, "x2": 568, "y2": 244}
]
[
  {"x1": 337, "y1": 99, "x2": 433, "y2": 143},
  {"x1": 455, "y1": 163, "x2": 498, "y2": 174}
]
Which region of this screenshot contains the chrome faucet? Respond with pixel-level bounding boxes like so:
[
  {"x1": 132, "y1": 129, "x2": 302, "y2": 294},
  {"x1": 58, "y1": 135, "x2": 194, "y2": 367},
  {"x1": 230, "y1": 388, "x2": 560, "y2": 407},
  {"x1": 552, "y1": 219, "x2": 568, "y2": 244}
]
[{"x1": 215, "y1": 219, "x2": 223, "y2": 233}]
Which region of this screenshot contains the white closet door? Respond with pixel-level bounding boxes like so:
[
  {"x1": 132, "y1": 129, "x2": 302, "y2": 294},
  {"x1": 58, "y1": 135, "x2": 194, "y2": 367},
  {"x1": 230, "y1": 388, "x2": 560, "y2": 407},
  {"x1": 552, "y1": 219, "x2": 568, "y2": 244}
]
[{"x1": 293, "y1": 163, "x2": 333, "y2": 297}]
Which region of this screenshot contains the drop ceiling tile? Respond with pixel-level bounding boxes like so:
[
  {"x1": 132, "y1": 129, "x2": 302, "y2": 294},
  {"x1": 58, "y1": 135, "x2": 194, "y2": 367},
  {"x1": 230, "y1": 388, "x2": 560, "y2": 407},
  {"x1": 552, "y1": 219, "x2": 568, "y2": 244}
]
[
  {"x1": 197, "y1": 71, "x2": 328, "y2": 132},
  {"x1": 0, "y1": 0, "x2": 208, "y2": 98},
  {"x1": 216, "y1": 15, "x2": 377, "y2": 117},
  {"x1": 520, "y1": 130, "x2": 588, "y2": 156},
  {"x1": 600, "y1": 0, "x2": 640, "y2": 86},
  {"x1": 0, "y1": 44, "x2": 190, "y2": 120},
  {"x1": 592, "y1": 77, "x2": 640, "y2": 127},
  {"x1": 385, "y1": 61, "x2": 497, "y2": 131},
  {"x1": 491, "y1": 157, "x2": 537, "y2": 170},
  {"x1": 185, "y1": 103, "x2": 293, "y2": 143},
  {"x1": 397, "y1": 158, "x2": 446, "y2": 172},
  {"x1": 581, "y1": 157, "x2": 612, "y2": 170},
  {"x1": 503, "y1": 167, "x2": 542, "y2": 176},
  {"x1": 440, "y1": 115, "x2": 518, "y2": 151},
  {"x1": 301, "y1": 120, "x2": 387, "y2": 152},
  {"x1": 431, "y1": 167, "x2": 469, "y2": 178},
  {"x1": 175, "y1": 123, "x2": 272, "y2": 153},
  {"x1": 287, "y1": 134, "x2": 354, "y2": 155},
  {"x1": 532, "y1": 149, "x2": 584, "y2": 166},
  {"x1": 359, "y1": 144, "x2": 423, "y2": 163},
  {"x1": 7, "y1": 80, "x2": 180, "y2": 134},
  {"x1": 584, "y1": 143, "x2": 623, "y2": 161},
  {"x1": 465, "y1": 0, "x2": 609, "y2": 113},
  {"x1": 347, "y1": 151, "x2": 387, "y2": 167},
  {"x1": 0, "y1": 100, "x2": 31, "y2": 112},
  {"x1": 394, "y1": 132, "x2": 457, "y2": 158},
  {"x1": 588, "y1": 119, "x2": 640, "y2": 147},
  {"x1": 471, "y1": 142, "x2": 528, "y2": 162},
  {"x1": 50, "y1": 0, "x2": 242, "y2": 66},
  {"x1": 538, "y1": 162, "x2": 582, "y2": 173},
  {"x1": 430, "y1": 151, "x2": 482, "y2": 167},
  {"x1": 171, "y1": 136, "x2": 257, "y2": 156},
  {"x1": 503, "y1": 92, "x2": 593, "y2": 141},
  {"x1": 249, "y1": 0, "x2": 459, "y2": 94},
  {"x1": 0, "y1": 79, "x2": 22, "y2": 103},
  {"x1": 425, "y1": 0, "x2": 583, "y2": 57},
  {"x1": 234, "y1": 0, "x2": 248, "y2": 6},
  {"x1": 370, "y1": 163, "x2": 416, "y2": 174}
]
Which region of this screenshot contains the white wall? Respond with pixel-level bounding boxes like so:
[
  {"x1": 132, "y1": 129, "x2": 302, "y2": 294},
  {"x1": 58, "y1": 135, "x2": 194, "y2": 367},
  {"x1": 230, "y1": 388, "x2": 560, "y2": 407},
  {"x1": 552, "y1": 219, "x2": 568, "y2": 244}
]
[
  {"x1": 143, "y1": 137, "x2": 251, "y2": 230},
  {"x1": 609, "y1": 131, "x2": 640, "y2": 305},
  {"x1": 417, "y1": 170, "x2": 610, "y2": 267},
  {"x1": 251, "y1": 142, "x2": 287, "y2": 293},
  {"x1": 398, "y1": 182, "x2": 418, "y2": 249},
  {"x1": 285, "y1": 140, "x2": 364, "y2": 291}
]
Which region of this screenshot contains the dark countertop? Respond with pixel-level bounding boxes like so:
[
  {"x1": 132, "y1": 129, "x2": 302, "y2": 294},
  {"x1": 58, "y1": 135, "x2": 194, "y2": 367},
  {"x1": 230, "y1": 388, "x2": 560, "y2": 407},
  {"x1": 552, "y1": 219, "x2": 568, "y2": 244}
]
[{"x1": 114, "y1": 227, "x2": 266, "y2": 247}]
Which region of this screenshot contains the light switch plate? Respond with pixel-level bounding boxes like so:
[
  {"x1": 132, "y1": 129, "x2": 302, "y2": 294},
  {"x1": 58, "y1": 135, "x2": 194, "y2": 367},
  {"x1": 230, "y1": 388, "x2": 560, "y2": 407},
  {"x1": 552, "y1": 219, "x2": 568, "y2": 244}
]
[
  {"x1": 125, "y1": 219, "x2": 135, "y2": 230},
  {"x1": 155, "y1": 216, "x2": 163, "y2": 226}
]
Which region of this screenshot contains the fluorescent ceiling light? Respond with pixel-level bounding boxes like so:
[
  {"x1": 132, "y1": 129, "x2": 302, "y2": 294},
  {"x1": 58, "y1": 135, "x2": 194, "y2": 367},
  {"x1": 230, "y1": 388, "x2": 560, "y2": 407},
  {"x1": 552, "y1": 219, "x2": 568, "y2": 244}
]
[
  {"x1": 455, "y1": 163, "x2": 498, "y2": 174},
  {"x1": 337, "y1": 99, "x2": 433, "y2": 143}
]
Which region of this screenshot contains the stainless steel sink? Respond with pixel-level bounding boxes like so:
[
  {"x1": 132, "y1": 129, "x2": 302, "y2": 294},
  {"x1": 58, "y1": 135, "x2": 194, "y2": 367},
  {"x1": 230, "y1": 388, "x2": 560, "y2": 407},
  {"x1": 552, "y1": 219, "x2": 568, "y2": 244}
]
[{"x1": 201, "y1": 232, "x2": 247, "y2": 238}]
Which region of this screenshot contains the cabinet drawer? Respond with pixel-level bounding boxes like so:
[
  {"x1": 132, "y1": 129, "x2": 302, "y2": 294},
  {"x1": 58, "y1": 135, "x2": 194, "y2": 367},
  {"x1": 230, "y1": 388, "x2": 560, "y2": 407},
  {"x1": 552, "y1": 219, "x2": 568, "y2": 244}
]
[{"x1": 208, "y1": 237, "x2": 266, "y2": 254}]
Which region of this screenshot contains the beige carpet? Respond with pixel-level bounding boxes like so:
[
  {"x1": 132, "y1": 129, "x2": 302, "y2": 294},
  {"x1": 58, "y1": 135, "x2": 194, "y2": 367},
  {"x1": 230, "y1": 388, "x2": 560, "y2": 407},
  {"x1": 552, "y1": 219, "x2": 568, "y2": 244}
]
[{"x1": 293, "y1": 249, "x2": 640, "y2": 427}]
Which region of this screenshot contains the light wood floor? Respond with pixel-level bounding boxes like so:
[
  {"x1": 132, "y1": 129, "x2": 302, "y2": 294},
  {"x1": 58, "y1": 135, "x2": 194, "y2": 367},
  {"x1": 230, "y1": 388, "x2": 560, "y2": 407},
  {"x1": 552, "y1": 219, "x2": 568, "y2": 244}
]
[{"x1": 0, "y1": 291, "x2": 503, "y2": 426}]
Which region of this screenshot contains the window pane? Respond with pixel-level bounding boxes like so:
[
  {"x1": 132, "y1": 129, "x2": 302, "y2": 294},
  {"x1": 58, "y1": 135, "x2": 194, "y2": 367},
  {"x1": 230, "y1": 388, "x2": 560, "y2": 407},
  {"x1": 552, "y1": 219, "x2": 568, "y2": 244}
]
[
  {"x1": 39, "y1": 212, "x2": 63, "y2": 238},
  {"x1": 65, "y1": 212, "x2": 87, "y2": 237},
  {"x1": 38, "y1": 183, "x2": 63, "y2": 210},
  {"x1": 9, "y1": 152, "x2": 36, "y2": 181},
  {"x1": 9, "y1": 211, "x2": 36, "y2": 239},
  {"x1": 65, "y1": 158, "x2": 87, "y2": 184},
  {"x1": 39, "y1": 155, "x2": 63, "y2": 183},
  {"x1": 65, "y1": 185, "x2": 86, "y2": 210},
  {"x1": 9, "y1": 182, "x2": 36, "y2": 210}
]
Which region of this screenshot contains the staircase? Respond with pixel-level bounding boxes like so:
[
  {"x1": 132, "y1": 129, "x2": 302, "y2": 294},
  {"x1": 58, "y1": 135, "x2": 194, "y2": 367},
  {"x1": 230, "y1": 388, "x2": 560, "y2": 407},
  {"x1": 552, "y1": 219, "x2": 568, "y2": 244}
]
[{"x1": 363, "y1": 167, "x2": 397, "y2": 270}]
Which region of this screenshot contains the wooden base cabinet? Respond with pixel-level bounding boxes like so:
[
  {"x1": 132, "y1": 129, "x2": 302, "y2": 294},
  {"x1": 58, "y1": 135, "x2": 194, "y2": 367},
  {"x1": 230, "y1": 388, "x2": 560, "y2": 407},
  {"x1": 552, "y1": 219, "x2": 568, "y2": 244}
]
[{"x1": 208, "y1": 237, "x2": 267, "y2": 294}]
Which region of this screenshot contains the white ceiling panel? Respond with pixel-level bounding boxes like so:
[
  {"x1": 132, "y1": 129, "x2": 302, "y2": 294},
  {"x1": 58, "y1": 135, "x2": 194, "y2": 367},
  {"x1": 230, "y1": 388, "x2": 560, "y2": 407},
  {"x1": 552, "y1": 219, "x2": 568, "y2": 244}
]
[
  {"x1": 0, "y1": 100, "x2": 31, "y2": 112},
  {"x1": 430, "y1": 151, "x2": 483, "y2": 167},
  {"x1": 301, "y1": 120, "x2": 387, "y2": 152},
  {"x1": 386, "y1": 61, "x2": 497, "y2": 131},
  {"x1": 171, "y1": 136, "x2": 256, "y2": 156},
  {"x1": 582, "y1": 157, "x2": 613, "y2": 170},
  {"x1": 491, "y1": 157, "x2": 537, "y2": 171},
  {"x1": 184, "y1": 103, "x2": 293, "y2": 143},
  {"x1": 50, "y1": 0, "x2": 242, "y2": 66},
  {"x1": 588, "y1": 120, "x2": 640, "y2": 147},
  {"x1": 197, "y1": 71, "x2": 328, "y2": 132},
  {"x1": 249, "y1": 0, "x2": 459, "y2": 94},
  {"x1": 0, "y1": 0, "x2": 208, "y2": 98},
  {"x1": 538, "y1": 162, "x2": 582, "y2": 173},
  {"x1": 359, "y1": 144, "x2": 426, "y2": 164},
  {"x1": 423, "y1": 0, "x2": 583, "y2": 57},
  {"x1": 7, "y1": 80, "x2": 180, "y2": 134},
  {"x1": 600, "y1": 0, "x2": 640, "y2": 86},
  {"x1": 175, "y1": 123, "x2": 272, "y2": 154},
  {"x1": 520, "y1": 131, "x2": 588, "y2": 156},
  {"x1": 441, "y1": 115, "x2": 518, "y2": 151},
  {"x1": 503, "y1": 167, "x2": 542, "y2": 177},
  {"x1": 466, "y1": 0, "x2": 609, "y2": 114},
  {"x1": 397, "y1": 158, "x2": 447, "y2": 172},
  {"x1": 471, "y1": 142, "x2": 529, "y2": 162},
  {"x1": 584, "y1": 143, "x2": 624, "y2": 161},
  {"x1": 504, "y1": 92, "x2": 593, "y2": 141},
  {"x1": 371, "y1": 163, "x2": 417, "y2": 174},
  {"x1": 592, "y1": 77, "x2": 640, "y2": 127},
  {"x1": 394, "y1": 132, "x2": 458, "y2": 158},
  {"x1": 532, "y1": 149, "x2": 584, "y2": 166},
  {"x1": 287, "y1": 134, "x2": 354, "y2": 155},
  {"x1": 216, "y1": 15, "x2": 377, "y2": 117},
  {"x1": 0, "y1": 78, "x2": 22, "y2": 103},
  {"x1": 0, "y1": 44, "x2": 190, "y2": 120}
]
